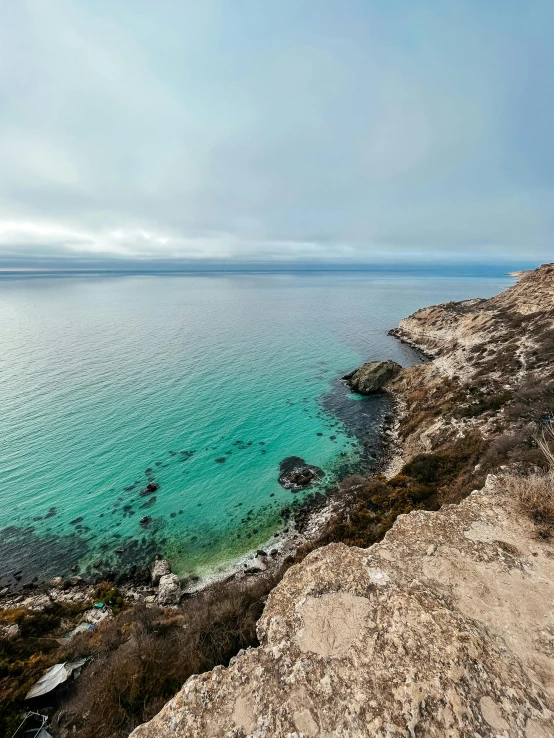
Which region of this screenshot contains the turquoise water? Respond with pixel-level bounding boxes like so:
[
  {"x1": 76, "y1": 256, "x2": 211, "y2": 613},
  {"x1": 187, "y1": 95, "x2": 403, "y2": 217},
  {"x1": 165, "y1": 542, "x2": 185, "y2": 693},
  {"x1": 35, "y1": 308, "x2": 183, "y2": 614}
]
[{"x1": 0, "y1": 272, "x2": 512, "y2": 585}]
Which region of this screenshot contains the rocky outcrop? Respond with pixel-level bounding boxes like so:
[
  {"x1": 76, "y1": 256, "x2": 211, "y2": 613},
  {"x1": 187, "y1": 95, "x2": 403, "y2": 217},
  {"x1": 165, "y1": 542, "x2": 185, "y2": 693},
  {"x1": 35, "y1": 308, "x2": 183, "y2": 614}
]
[
  {"x1": 151, "y1": 558, "x2": 171, "y2": 586},
  {"x1": 130, "y1": 476, "x2": 554, "y2": 737},
  {"x1": 388, "y1": 263, "x2": 554, "y2": 468},
  {"x1": 278, "y1": 457, "x2": 324, "y2": 491},
  {"x1": 157, "y1": 573, "x2": 181, "y2": 606},
  {"x1": 343, "y1": 359, "x2": 402, "y2": 394}
]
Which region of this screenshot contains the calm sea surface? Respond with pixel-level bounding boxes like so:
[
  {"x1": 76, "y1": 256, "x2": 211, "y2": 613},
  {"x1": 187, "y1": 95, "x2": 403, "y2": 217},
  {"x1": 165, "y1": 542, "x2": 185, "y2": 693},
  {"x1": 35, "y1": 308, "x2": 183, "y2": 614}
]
[{"x1": 0, "y1": 271, "x2": 513, "y2": 585}]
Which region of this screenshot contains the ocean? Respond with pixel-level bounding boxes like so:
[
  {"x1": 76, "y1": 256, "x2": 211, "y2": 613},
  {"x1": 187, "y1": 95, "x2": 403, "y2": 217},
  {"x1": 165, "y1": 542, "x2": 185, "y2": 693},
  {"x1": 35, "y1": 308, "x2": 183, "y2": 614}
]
[{"x1": 0, "y1": 270, "x2": 513, "y2": 586}]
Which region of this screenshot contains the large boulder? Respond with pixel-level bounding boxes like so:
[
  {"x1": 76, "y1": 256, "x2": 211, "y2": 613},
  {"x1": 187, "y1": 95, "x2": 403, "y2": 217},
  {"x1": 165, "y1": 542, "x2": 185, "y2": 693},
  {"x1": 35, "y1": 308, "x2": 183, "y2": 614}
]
[
  {"x1": 158, "y1": 574, "x2": 181, "y2": 606},
  {"x1": 343, "y1": 359, "x2": 402, "y2": 394},
  {"x1": 151, "y1": 558, "x2": 171, "y2": 586},
  {"x1": 278, "y1": 457, "x2": 324, "y2": 491}
]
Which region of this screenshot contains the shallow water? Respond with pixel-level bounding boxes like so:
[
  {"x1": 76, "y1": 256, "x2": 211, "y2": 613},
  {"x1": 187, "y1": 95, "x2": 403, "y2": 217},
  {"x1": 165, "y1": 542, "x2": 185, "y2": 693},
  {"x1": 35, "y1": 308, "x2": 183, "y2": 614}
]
[{"x1": 0, "y1": 271, "x2": 512, "y2": 584}]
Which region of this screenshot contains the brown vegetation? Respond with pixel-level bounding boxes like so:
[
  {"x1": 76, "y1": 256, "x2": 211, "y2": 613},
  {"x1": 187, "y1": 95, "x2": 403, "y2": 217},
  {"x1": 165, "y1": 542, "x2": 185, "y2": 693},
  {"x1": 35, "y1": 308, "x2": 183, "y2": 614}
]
[
  {"x1": 51, "y1": 575, "x2": 278, "y2": 738},
  {"x1": 504, "y1": 425, "x2": 554, "y2": 539},
  {"x1": 504, "y1": 471, "x2": 554, "y2": 539}
]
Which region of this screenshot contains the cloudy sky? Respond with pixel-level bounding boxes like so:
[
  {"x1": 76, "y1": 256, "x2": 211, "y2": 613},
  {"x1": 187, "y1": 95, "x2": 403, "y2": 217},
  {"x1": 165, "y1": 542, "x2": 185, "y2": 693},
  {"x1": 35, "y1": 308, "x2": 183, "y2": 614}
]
[{"x1": 0, "y1": 0, "x2": 552, "y2": 267}]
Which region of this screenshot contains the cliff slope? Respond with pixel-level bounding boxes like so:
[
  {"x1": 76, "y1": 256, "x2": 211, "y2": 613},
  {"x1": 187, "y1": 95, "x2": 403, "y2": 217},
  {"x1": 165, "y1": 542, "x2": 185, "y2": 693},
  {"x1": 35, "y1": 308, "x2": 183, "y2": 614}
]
[
  {"x1": 131, "y1": 476, "x2": 554, "y2": 738},
  {"x1": 389, "y1": 263, "x2": 554, "y2": 476}
]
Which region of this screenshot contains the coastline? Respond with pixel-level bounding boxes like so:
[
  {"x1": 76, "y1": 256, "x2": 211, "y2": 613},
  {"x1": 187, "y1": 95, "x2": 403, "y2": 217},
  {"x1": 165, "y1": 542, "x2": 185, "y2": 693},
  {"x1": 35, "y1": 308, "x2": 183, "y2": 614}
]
[{"x1": 0, "y1": 372, "x2": 401, "y2": 610}]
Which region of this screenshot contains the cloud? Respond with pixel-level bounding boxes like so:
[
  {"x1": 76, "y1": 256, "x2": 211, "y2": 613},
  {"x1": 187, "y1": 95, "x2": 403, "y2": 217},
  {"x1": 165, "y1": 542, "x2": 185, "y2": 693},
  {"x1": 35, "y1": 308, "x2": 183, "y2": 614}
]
[{"x1": 0, "y1": 0, "x2": 552, "y2": 266}]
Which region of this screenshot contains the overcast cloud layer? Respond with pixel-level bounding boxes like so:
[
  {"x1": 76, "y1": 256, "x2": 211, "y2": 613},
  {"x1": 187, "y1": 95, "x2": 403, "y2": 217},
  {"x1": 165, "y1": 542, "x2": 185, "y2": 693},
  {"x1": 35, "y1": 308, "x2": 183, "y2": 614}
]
[{"x1": 0, "y1": 0, "x2": 552, "y2": 267}]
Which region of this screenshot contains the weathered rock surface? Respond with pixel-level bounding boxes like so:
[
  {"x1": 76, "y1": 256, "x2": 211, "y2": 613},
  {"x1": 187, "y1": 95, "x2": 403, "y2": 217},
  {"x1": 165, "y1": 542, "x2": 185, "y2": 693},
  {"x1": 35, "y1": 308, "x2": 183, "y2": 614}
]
[
  {"x1": 157, "y1": 573, "x2": 181, "y2": 606},
  {"x1": 83, "y1": 606, "x2": 113, "y2": 624},
  {"x1": 387, "y1": 262, "x2": 554, "y2": 465},
  {"x1": 130, "y1": 476, "x2": 554, "y2": 737},
  {"x1": 343, "y1": 359, "x2": 402, "y2": 394},
  {"x1": 151, "y1": 558, "x2": 171, "y2": 586}
]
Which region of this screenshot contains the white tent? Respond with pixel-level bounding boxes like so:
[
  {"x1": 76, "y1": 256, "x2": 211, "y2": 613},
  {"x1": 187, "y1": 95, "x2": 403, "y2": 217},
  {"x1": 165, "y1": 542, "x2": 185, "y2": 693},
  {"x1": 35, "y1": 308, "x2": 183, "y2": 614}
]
[{"x1": 25, "y1": 660, "x2": 87, "y2": 699}]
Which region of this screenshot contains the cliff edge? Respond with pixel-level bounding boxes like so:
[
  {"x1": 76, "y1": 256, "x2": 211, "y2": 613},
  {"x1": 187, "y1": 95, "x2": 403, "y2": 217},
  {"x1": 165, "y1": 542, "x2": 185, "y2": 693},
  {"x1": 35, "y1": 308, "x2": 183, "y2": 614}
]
[{"x1": 131, "y1": 476, "x2": 554, "y2": 737}]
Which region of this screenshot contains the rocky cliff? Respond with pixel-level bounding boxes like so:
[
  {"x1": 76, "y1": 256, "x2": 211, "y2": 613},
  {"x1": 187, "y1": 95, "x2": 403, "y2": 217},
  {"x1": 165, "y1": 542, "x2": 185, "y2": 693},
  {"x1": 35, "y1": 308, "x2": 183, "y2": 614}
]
[
  {"x1": 387, "y1": 263, "x2": 554, "y2": 489},
  {"x1": 130, "y1": 264, "x2": 554, "y2": 738},
  {"x1": 131, "y1": 476, "x2": 554, "y2": 738}
]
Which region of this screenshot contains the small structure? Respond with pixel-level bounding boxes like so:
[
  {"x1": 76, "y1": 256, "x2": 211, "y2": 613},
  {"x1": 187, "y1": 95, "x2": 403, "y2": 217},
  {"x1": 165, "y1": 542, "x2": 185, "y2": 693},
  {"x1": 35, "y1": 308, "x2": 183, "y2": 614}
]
[
  {"x1": 25, "y1": 659, "x2": 87, "y2": 700},
  {"x1": 10, "y1": 711, "x2": 53, "y2": 738}
]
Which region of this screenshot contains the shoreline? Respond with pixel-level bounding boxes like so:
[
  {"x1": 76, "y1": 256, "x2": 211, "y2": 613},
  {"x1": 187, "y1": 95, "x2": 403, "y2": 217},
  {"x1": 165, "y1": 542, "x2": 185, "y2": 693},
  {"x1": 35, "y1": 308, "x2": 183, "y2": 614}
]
[{"x1": 0, "y1": 375, "x2": 401, "y2": 610}]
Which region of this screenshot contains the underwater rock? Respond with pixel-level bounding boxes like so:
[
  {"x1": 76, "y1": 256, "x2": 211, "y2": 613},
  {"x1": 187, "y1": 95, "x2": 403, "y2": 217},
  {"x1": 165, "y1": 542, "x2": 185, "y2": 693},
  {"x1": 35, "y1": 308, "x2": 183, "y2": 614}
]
[
  {"x1": 278, "y1": 456, "x2": 324, "y2": 490},
  {"x1": 342, "y1": 359, "x2": 402, "y2": 394},
  {"x1": 140, "y1": 481, "x2": 159, "y2": 496},
  {"x1": 140, "y1": 516, "x2": 152, "y2": 527}
]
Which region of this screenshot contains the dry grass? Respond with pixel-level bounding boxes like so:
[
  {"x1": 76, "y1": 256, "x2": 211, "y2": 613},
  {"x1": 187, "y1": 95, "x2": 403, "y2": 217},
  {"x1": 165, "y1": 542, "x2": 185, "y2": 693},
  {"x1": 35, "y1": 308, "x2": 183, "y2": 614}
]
[
  {"x1": 538, "y1": 423, "x2": 554, "y2": 468},
  {"x1": 505, "y1": 471, "x2": 554, "y2": 539},
  {"x1": 51, "y1": 574, "x2": 279, "y2": 738}
]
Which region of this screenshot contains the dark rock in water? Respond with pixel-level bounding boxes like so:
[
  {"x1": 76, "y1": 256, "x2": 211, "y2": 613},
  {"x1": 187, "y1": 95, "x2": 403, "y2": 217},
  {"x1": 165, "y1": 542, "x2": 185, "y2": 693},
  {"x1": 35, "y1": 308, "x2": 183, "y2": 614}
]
[
  {"x1": 70, "y1": 516, "x2": 84, "y2": 525},
  {"x1": 140, "y1": 481, "x2": 159, "y2": 496},
  {"x1": 342, "y1": 359, "x2": 402, "y2": 395},
  {"x1": 145, "y1": 467, "x2": 153, "y2": 474},
  {"x1": 140, "y1": 496, "x2": 156, "y2": 509},
  {"x1": 140, "y1": 516, "x2": 152, "y2": 527},
  {"x1": 278, "y1": 456, "x2": 324, "y2": 490},
  {"x1": 215, "y1": 457, "x2": 226, "y2": 463}
]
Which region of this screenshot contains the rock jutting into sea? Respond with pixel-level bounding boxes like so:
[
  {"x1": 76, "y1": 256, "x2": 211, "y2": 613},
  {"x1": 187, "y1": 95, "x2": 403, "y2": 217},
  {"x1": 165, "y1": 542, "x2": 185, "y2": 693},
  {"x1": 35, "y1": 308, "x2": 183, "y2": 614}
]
[
  {"x1": 342, "y1": 359, "x2": 402, "y2": 394},
  {"x1": 277, "y1": 456, "x2": 324, "y2": 491}
]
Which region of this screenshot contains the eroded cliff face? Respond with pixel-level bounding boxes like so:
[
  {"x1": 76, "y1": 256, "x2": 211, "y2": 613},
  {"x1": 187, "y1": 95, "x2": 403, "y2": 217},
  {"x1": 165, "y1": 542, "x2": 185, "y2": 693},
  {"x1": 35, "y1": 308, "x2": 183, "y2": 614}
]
[
  {"x1": 131, "y1": 476, "x2": 554, "y2": 738},
  {"x1": 130, "y1": 264, "x2": 554, "y2": 738},
  {"x1": 389, "y1": 263, "x2": 554, "y2": 479}
]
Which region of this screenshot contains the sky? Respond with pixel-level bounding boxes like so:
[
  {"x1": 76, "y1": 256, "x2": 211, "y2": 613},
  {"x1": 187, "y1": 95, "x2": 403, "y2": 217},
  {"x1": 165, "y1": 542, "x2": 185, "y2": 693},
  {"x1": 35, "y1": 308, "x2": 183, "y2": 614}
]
[{"x1": 0, "y1": 0, "x2": 552, "y2": 268}]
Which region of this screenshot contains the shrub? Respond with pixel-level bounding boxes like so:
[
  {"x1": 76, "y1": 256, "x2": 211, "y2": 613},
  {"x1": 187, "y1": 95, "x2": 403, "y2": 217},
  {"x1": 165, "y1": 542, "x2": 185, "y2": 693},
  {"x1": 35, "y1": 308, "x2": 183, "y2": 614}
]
[
  {"x1": 504, "y1": 471, "x2": 554, "y2": 539},
  {"x1": 53, "y1": 575, "x2": 278, "y2": 738}
]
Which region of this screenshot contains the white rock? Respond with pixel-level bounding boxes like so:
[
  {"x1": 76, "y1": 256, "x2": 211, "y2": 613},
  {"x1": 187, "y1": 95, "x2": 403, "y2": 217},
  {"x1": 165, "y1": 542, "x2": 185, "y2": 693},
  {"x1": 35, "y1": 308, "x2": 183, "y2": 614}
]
[
  {"x1": 1, "y1": 623, "x2": 20, "y2": 639},
  {"x1": 158, "y1": 574, "x2": 181, "y2": 606},
  {"x1": 83, "y1": 606, "x2": 113, "y2": 625},
  {"x1": 46, "y1": 576, "x2": 65, "y2": 588},
  {"x1": 22, "y1": 593, "x2": 52, "y2": 612},
  {"x1": 151, "y1": 559, "x2": 171, "y2": 585}
]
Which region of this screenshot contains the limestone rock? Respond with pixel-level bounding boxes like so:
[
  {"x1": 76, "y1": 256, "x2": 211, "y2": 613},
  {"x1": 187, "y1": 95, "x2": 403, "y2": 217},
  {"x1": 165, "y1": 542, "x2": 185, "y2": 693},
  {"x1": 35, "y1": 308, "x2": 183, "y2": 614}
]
[
  {"x1": 83, "y1": 606, "x2": 112, "y2": 625},
  {"x1": 130, "y1": 478, "x2": 554, "y2": 737},
  {"x1": 151, "y1": 558, "x2": 171, "y2": 586},
  {"x1": 343, "y1": 359, "x2": 402, "y2": 394},
  {"x1": 46, "y1": 576, "x2": 65, "y2": 589},
  {"x1": 20, "y1": 593, "x2": 52, "y2": 612},
  {"x1": 1, "y1": 623, "x2": 20, "y2": 639},
  {"x1": 157, "y1": 574, "x2": 180, "y2": 606}
]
